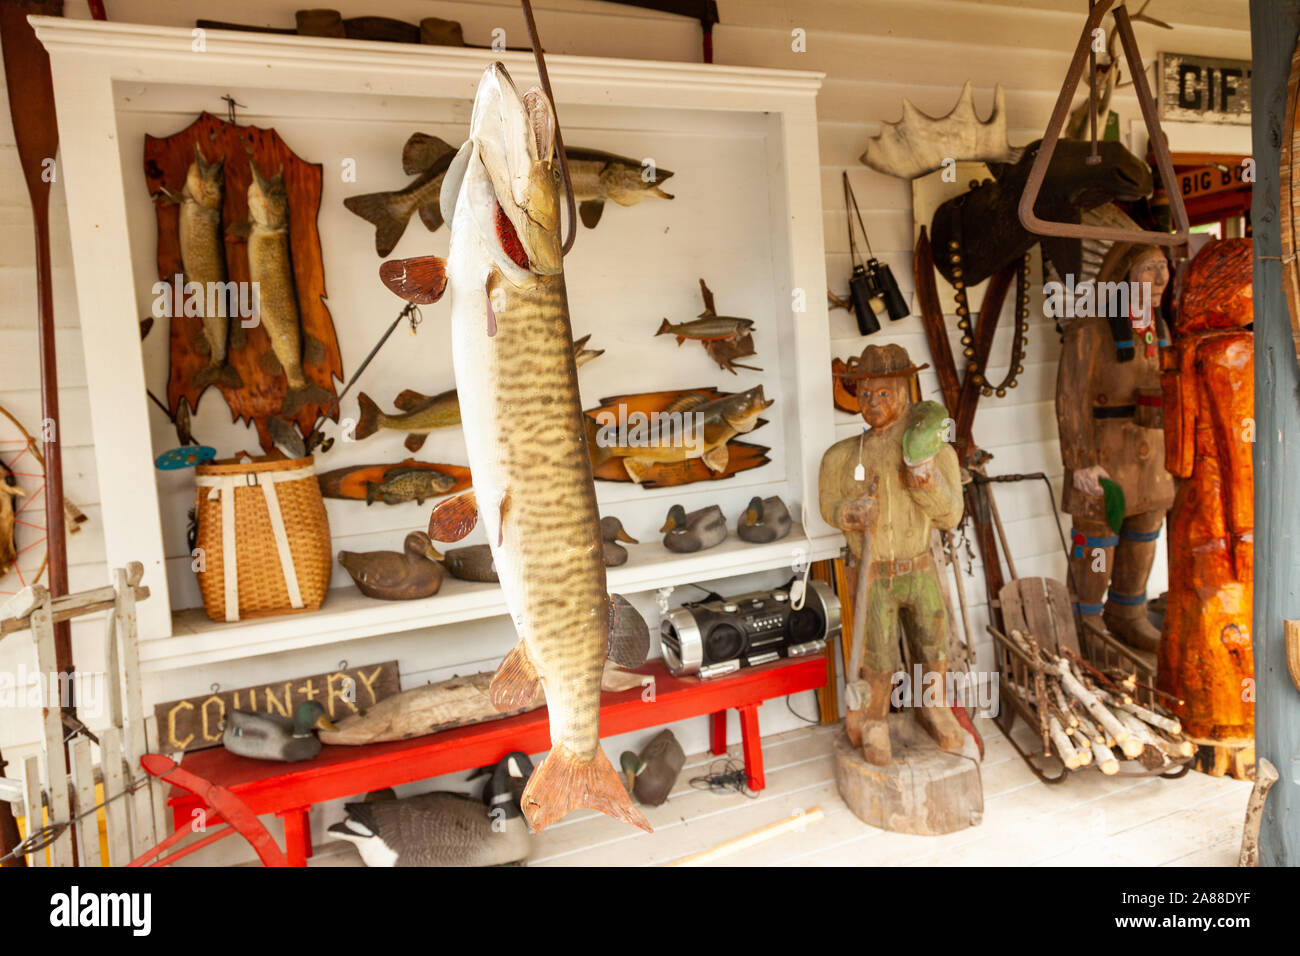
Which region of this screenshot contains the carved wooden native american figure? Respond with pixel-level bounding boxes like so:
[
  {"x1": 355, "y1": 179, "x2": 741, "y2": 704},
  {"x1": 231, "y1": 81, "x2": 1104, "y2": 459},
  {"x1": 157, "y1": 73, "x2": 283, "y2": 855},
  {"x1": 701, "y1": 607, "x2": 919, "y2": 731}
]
[
  {"x1": 1057, "y1": 243, "x2": 1175, "y2": 655},
  {"x1": 819, "y1": 345, "x2": 965, "y2": 766},
  {"x1": 1158, "y1": 239, "x2": 1253, "y2": 775}
]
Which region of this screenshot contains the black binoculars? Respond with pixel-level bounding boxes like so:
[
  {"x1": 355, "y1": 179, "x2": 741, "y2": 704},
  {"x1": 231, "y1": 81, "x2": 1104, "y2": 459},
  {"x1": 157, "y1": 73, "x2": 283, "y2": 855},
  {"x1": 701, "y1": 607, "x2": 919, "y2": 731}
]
[{"x1": 848, "y1": 258, "x2": 909, "y2": 337}]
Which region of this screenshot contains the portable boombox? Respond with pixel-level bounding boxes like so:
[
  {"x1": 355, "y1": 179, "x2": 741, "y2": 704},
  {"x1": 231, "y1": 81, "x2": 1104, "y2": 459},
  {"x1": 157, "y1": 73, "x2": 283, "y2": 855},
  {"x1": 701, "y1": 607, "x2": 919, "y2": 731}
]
[{"x1": 660, "y1": 581, "x2": 841, "y2": 680}]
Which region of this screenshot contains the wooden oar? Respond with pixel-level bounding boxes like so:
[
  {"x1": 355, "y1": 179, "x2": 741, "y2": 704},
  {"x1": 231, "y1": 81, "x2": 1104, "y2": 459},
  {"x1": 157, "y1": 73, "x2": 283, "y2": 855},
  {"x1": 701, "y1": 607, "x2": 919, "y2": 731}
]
[{"x1": 0, "y1": 0, "x2": 73, "y2": 864}]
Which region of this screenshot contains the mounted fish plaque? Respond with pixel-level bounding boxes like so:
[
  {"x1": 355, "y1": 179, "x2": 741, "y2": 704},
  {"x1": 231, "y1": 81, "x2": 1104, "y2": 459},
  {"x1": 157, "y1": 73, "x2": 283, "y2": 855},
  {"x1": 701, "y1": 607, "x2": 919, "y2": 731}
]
[
  {"x1": 144, "y1": 112, "x2": 344, "y2": 452},
  {"x1": 316, "y1": 458, "x2": 470, "y2": 504},
  {"x1": 584, "y1": 386, "x2": 772, "y2": 488}
]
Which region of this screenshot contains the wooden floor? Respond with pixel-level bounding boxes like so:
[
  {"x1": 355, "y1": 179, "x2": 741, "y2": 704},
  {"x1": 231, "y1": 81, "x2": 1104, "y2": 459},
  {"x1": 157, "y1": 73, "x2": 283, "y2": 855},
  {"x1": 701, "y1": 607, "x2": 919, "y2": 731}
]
[{"x1": 311, "y1": 717, "x2": 1251, "y2": 867}]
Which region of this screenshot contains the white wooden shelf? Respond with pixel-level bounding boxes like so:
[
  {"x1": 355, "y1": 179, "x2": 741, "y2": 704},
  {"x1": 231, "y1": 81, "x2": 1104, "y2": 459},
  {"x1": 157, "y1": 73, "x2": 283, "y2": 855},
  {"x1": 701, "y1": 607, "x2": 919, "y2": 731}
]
[
  {"x1": 34, "y1": 18, "x2": 836, "y2": 670},
  {"x1": 146, "y1": 526, "x2": 843, "y2": 671}
]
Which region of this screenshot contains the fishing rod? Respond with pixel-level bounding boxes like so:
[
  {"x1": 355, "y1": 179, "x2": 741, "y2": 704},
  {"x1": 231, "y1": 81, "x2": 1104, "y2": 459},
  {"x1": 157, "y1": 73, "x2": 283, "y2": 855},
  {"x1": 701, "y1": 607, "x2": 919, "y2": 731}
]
[
  {"x1": 520, "y1": 0, "x2": 579, "y2": 255},
  {"x1": 302, "y1": 302, "x2": 421, "y2": 452}
]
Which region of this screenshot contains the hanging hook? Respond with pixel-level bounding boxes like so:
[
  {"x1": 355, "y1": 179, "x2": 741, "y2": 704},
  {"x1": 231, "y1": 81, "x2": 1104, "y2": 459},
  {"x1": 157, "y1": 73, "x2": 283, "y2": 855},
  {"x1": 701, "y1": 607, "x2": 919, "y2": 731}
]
[
  {"x1": 520, "y1": 0, "x2": 578, "y2": 255},
  {"x1": 221, "y1": 94, "x2": 244, "y2": 126}
]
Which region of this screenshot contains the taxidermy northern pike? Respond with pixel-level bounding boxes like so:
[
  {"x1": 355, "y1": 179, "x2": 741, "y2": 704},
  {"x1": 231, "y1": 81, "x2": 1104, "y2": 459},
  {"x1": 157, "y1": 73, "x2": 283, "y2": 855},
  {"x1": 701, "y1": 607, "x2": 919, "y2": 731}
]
[
  {"x1": 354, "y1": 335, "x2": 601, "y2": 451},
  {"x1": 246, "y1": 161, "x2": 332, "y2": 416},
  {"x1": 589, "y1": 385, "x2": 772, "y2": 484},
  {"x1": 346, "y1": 132, "x2": 673, "y2": 255},
  {"x1": 379, "y1": 63, "x2": 650, "y2": 833},
  {"x1": 173, "y1": 145, "x2": 243, "y2": 392}
]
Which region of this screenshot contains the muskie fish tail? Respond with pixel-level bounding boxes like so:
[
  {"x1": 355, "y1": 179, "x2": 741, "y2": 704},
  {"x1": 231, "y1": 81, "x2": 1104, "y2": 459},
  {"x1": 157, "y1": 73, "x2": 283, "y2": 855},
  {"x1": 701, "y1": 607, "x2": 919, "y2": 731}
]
[{"x1": 521, "y1": 743, "x2": 651, "y2": 833}]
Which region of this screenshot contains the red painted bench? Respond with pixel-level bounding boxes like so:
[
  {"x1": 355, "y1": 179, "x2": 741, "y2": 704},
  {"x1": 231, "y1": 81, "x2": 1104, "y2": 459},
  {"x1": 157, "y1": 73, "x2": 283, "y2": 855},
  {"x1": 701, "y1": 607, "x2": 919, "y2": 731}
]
[{"x1": 166, "y1": 653, "x2": 827, "y2": 865}]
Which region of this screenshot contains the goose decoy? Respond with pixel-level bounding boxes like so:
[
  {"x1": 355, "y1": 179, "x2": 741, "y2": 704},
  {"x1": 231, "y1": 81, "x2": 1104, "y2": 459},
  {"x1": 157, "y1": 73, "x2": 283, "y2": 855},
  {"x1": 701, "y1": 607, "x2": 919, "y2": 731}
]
[
  {"x1": 600, "y1": 516, "x2": 639, "y2": 567},
  {"x1": 621, "y1": 729, "x2": 686, "y2": 807},
  {"x1": 338, "y1": 531, "x2": 444, "y2": 600},
  {"x1": 221, "y1": 700, "x2": 338, "y2": 763},
  {"x1": 660, "y1": 504, "x2": 727, "y2": 553},
  {"x1": 328, "y1": 752, "x2": 535, "y2": 866},
  {"x1": 440, "y1": 544, "x2": 499, "y2": 583},
  {"x1": 737, "y1": 495, "x2": 793, "y2": 544}
]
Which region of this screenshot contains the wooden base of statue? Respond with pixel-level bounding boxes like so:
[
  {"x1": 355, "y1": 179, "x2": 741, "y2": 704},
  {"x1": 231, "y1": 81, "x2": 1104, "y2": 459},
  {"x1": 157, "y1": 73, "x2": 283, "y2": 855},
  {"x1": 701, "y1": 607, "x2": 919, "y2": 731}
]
[
  {"x1": 833, "y1": 717, "x2": 983, "y2": 836},
  {"x1": 1189, "y1": 736, "x2": 1255, "y2": 781}
]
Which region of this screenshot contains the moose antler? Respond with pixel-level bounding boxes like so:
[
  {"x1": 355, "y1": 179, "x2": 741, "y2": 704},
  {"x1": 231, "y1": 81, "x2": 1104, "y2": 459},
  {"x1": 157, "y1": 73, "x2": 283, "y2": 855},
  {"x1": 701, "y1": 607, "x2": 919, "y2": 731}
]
[{"x1": 860, "y1": 81, "x2": 1018, "y2": 180}]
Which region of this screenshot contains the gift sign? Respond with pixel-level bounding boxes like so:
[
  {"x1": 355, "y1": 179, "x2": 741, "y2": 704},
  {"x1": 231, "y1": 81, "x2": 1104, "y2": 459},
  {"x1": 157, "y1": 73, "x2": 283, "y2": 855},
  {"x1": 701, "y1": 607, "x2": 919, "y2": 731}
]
[
  {"x1": 154, "y1": 660, "x2": 400, "y2": 752},
  {"x1": 1159, "y1": 53, "x2": 1251, "y2": 125}
]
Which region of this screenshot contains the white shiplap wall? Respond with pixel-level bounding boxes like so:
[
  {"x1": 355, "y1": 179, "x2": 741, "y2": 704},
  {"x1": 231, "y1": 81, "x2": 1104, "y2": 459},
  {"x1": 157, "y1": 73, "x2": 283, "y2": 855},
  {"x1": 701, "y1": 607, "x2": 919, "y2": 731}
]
[{"x1": 0, "y1": 0, "x2": 1250, "y2": 862}]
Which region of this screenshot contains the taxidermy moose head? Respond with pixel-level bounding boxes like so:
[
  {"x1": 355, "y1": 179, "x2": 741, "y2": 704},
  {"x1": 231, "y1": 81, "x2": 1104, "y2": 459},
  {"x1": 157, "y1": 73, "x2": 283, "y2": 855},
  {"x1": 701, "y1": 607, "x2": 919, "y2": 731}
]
[
  {"x1": 860, "y1": 81, "x2": 1154, "y2": 287},
  {"x1": 929, "y1": 138, "x2": 1152, "y2": 287}
]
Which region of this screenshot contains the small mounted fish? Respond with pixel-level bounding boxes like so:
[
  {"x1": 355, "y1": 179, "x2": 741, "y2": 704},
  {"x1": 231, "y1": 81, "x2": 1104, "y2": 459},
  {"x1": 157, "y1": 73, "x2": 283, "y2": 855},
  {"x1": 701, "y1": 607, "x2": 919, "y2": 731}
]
[
  {"x1": 344, "y1": 133, "x2": 460, "y2": 256},
  {"x1": 364, "y1": 464, "x2": 457, "y2": 505},
  {"x1": 656, "y1": 279, "x2": 761, "y2": 374},
  {"x1": 354, "y1": 387, "x2": 461, "y2": 452},
  {"x1": 565, "y1": 147, "x2": 674, "y2": 228}
]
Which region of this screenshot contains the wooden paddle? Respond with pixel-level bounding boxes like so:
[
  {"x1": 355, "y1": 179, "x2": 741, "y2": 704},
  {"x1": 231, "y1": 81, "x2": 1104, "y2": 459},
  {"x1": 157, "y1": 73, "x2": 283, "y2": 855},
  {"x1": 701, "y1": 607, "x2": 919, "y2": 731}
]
[{"x1": 0, "y1": 0, "x2": 71, "y2": 865}]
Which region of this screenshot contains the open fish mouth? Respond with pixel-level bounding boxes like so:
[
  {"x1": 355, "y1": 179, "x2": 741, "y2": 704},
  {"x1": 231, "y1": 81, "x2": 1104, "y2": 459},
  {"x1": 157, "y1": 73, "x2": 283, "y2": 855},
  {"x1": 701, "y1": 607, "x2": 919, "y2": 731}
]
[{"x1": 467, "y1": 63, "x2": 563, "y2": 276}]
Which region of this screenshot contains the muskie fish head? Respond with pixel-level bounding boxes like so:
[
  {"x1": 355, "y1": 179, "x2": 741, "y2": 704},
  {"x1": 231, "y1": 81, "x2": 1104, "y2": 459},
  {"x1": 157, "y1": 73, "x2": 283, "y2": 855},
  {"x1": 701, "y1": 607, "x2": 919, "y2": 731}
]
[
  {"x1": 721, "y1": 386, "x2": 774, "y2": 433},
  {"x1": 459, "y1": 63, "x2": 564, "y2": 280},
  {"x1": 247, "y1": 160, "x2": 288, "y2": 230},
  {"x1": 185, "y1": 144, "x2": 224, "y2": 211}
]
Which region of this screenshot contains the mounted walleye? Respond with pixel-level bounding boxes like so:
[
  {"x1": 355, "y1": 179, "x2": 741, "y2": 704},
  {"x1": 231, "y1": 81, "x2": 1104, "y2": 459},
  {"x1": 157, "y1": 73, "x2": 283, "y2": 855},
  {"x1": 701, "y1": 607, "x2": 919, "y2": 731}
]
[
  {"x1": 169, "y1": 145, "x2": 243, "y2": 392},
  {"x1": 246, "y1": 160, "x2": 333, "y2": 417},
  {"x1": 379, "y1": 63, "x2": 651, "y2": 833}
]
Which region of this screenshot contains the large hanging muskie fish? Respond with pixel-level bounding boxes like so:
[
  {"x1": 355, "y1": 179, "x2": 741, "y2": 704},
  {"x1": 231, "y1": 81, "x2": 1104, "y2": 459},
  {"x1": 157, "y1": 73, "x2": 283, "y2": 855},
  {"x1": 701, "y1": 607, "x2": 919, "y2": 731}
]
[{"x1": 380, "y1": 63, "x2": 650, "y2": 833}]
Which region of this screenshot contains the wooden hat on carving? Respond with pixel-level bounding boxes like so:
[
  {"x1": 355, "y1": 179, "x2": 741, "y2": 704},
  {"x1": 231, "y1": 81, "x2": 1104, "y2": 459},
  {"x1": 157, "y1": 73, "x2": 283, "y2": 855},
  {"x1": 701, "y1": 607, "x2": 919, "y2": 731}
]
[{"x1": 840, "y1": 344, "x2": 929, "y2": 398}]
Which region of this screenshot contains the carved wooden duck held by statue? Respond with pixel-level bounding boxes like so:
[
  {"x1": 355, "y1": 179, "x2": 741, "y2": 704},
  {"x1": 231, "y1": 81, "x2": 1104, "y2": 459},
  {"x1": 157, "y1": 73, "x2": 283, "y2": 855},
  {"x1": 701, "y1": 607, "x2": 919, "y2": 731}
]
[
  {"x1": 338, "y1": 531, "x2": 444, "y2": 600},
  {"x1": 660, "y1": 504, "x2": 727, "y2": 553}
]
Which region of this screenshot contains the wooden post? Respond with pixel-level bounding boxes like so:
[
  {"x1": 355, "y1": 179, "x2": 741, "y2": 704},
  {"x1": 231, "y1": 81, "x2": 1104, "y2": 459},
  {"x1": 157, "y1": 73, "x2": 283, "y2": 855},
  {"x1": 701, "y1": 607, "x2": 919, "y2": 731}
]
[{"x1": 1251, "y1": 0, "x2": 1300, "y2": 867}]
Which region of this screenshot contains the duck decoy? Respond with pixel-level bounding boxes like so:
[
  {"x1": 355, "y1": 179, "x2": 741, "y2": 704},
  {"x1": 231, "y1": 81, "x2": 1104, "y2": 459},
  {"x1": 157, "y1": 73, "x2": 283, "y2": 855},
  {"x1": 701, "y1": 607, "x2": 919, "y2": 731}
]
[
  {"x1": 737, "y1": 495, "x2": 793, "y2": 544},
  {"x1": 621, "y1": 728, "x2": 686, "y2": 807},
  {"x1": 328, "y1": 752, "x2": 534, "y2": 866},
  {"x1": 338, "y1": 531, "x2": 444, "y2": 600},
  {"x1": 440, "y1": 544, "x2": 499, "y2": 583},
  {"x1": 660, "y1": 503, "x2": 727, "y2": 553},
  {"x1": 600, "y1": 515, "x2": 639, "y2": 567},
  {"x1": 221, "y1": 700, "x2": 337, "y2": 762}
]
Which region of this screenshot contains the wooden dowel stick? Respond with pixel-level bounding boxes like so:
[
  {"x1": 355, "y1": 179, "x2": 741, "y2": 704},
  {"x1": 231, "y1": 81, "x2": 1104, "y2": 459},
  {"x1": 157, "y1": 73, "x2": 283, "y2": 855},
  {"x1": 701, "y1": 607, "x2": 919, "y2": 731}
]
[{"x1": 669, "y1": 807, "x2": 825, "y2": 867}]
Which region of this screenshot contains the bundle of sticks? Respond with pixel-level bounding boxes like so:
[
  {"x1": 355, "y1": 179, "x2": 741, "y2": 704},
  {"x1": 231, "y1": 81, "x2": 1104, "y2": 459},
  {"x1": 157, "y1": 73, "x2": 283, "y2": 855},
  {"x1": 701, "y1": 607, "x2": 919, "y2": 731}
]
[{"x1": 1006, "y1": 629, "x2": 1192, "y2": 775}]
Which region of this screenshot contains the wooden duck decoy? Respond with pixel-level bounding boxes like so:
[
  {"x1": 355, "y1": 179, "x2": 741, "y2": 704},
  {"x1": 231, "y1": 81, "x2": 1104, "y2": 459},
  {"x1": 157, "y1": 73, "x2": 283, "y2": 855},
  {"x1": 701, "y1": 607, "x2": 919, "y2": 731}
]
[
  {"x1": 621, "y1": 728, "x2": 686, "y2": 807},
  {"x1": 660, "y1": 503, "x2": 727, "y2": 553},
  {"x1": 338, "y1": 531, "x2": 444, "y2": 600},
  {"x1": 440, "y1": 544, "x2": 498, "y2": 583},
  {"x1": 737, "y1": 495, "x2": 792, "y2": 544},
  {"x1": 600, "y1": 515, "x2": 638, "y2": 567},
  {"x1": 328, "y1": 752, "x2": 534, "y2": 866},
  {"x1": 221, "y1": 700, "x2": 337, "y2": 762}
]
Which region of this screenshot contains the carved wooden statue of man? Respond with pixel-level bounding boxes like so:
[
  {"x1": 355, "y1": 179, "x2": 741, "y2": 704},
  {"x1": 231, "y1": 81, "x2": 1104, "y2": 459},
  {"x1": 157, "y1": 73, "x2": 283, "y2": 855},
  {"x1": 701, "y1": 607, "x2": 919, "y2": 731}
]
[
  {"x1": 819, "y1": 344, "x2": 965, "y2": 766},
  {"x1": 1158, "y1": 239, "x2": 1254, "y2": 777},
  {"x1": 1057, "y1": 243, "x2": 1175, "y2": 654}
]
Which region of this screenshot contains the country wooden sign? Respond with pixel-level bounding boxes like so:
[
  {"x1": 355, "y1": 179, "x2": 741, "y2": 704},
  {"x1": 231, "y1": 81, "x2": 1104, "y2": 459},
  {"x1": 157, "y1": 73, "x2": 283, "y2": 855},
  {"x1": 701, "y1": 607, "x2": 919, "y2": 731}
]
[
  {"x1": 153, "y1": 660, "x2": 400, "y2": 753},
  {"x1": 1159, "y1": 53, "x2": 1251, "y2": 125}
]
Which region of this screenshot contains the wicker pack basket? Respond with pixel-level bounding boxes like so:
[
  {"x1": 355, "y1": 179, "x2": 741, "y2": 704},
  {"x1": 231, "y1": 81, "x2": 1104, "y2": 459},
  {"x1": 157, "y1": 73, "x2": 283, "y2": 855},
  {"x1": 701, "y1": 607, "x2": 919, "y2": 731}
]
[{"x1": 193, "y1": 455, "x2": 332, "y2": 622}]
